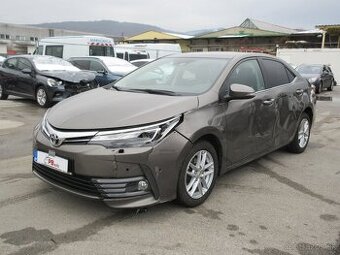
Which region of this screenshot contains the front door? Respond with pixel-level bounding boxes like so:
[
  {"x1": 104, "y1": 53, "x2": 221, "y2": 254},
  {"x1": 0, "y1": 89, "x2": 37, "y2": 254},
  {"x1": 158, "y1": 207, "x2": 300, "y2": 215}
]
[{"x1": 223, "y1": 59, "x2": 277, "y2": 164}]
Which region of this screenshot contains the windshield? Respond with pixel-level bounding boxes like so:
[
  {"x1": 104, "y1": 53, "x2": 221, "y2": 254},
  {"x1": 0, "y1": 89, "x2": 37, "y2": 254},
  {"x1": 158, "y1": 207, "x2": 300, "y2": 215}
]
[
  {"x1": 114, "y1": 57, "x2": 230, "y2": 95},
  {"x1": 33, "y1": 56, "x2": 80, "y2": 72},
  {"x1": 296, "y1": 65, "x2": 322, "y2": 75}
]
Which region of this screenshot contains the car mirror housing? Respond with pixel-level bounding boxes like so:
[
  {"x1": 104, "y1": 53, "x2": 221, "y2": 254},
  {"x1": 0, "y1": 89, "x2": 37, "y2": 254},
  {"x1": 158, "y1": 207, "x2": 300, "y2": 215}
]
[
  {"x1": 22, "y1": 68, "x2": 32, "y2": 75},
  {"x1": 224, "y1": 83, "x2": 256, "y2": 101}
]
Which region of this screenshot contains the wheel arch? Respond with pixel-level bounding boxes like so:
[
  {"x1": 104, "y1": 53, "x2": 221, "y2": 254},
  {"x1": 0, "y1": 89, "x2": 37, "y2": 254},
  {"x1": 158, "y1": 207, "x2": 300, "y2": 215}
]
[{"x1": 189, "y1": 128, "x2": 225, "y2": 176}]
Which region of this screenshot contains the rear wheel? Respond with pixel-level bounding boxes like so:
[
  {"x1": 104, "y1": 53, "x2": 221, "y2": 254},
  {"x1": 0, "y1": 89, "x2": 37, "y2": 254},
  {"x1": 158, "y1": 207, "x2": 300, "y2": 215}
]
[
  {"x1": 177, "y1": 141, "x2": 218, "y2": 207},
  {"x1": 328, "y1": 79, "x2": 334, "y2": 91},
  {"x1": 36, "y1": 87, "x2": 51, "y2": 108},
  {"x1": 0, "y1": 83, "x2": 9, "y2": 100},
  {"x1": 287, "y1": 113, "x2": 311, "y2": 153}
]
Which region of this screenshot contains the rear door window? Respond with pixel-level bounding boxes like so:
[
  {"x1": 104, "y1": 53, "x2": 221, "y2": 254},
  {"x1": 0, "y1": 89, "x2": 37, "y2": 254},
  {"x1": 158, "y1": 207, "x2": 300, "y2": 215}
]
[{"x1": 261, "y1": 59, "x2": 290, "y2": 88}]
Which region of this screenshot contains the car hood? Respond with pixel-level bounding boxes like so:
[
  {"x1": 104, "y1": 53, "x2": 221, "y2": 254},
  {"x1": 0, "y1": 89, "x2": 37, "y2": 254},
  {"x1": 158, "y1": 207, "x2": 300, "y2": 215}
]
[
  {"x1": 47, "y1": 87, "x2": 198, "y2": 130},
  {"x1": 39, "y1": 71, "x2": 96, "y2": 83},
  {"x1": 108, "y1": 66, "x2": 137, "y2": 76}
]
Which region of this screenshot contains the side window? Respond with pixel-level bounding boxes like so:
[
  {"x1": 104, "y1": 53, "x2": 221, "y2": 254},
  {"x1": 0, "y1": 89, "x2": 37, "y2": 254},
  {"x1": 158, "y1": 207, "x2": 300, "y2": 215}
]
[
  {"x1": 227, "y1": 59, "x2": 265, "y2": 92},
  {"x1": 45, "y1": 45, "x2": 63, "y2": 58},
  {"x1": 89, "y1": 61, "x2": 105, "y2": 72},
  {"x1": 4, "y1": 58, "x2": 18, "y2": 70},
  {"x1": 261, "y1": 59, "x2": 290, "y2": 88},
  {"x1": 70, "y1": 60, "x2": 90, "y2": 70},
  {"x1": 17, "y1": 58, "x2": 32, "y2": 71}
]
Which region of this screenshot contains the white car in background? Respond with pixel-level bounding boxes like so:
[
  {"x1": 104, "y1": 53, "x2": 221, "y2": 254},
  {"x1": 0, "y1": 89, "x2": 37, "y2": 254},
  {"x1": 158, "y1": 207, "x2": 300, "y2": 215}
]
[{"x1": 0, "y1": 56, "x2": 6, "y2": 65}]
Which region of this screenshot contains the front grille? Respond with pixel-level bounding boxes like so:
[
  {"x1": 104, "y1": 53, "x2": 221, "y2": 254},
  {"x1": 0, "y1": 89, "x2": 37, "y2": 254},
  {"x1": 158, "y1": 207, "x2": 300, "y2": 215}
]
[
  {"x1": 33, "y1": 162, "x2": 150, "y2": 199},
  {"x1": 64, "y1": 80, "x2": 98, "y2": 95}
]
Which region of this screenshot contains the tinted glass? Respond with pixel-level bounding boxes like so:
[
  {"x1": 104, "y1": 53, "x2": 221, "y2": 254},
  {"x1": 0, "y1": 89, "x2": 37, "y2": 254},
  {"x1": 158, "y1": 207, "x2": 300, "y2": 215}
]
[
  {"x1": 89, "y1": 46, "x2": 114, "y2": 57},
  {"x1": 90, "y1": 60, "x2": 105, "y2": 72},
  {"x1": 17, "y1": 58, "x2": 32, "y2": 71},
  {"x1": 262, "y1": 59, "x2": 290, "y2": 88},
  {"x1": 71, "y1": 60, "x2": 91, "y2": 70},
  {"x1": 115, "y1": 57, "x2": 230, "y2": 95},
  {"x1": 4, "y1": 58, "x2": 17, "y2": 69},
  {"x1": 227, "y1": 59, "x2": 265, "y2": 91},
  {"x1": 45, "y1": 46, "x2": 63, "y2": 58},
  {"x1": 128, "y1": 53, "x2": 149, "y2": 61}
]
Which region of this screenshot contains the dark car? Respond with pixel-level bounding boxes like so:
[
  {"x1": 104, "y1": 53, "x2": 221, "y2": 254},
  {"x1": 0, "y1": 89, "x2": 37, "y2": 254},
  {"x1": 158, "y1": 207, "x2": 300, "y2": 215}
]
[
  {"x1": 296, "y1": 64, "x2": 336, "y2": 93},
  {"x1": 0, "y1": 55, "x2": 97, "y2": 107},
  {"x1": 68, "y1": 56, "x2": 136, "y2": 86},
  {"x1": 33, "y1": 52, "x2": 315, "y2": 208}
]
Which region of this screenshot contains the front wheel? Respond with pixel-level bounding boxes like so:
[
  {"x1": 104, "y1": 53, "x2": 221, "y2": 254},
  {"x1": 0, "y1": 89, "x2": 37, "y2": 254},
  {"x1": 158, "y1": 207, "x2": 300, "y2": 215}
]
[
  {"x1": 36, "y1": 87, "x2": 51, "y2": 108},
  {"x1": 177, "y1": 141, "x2": 218, "y2": 207},
  {"x1": 0, "y1": 83, "x2": 9, "y2": 100},
  {"x1": 287, "y1": 113, "x2": 311, "y2": 153},
  {"x1": 316, "y1": 82, "x2": 323, "y2": 94}
]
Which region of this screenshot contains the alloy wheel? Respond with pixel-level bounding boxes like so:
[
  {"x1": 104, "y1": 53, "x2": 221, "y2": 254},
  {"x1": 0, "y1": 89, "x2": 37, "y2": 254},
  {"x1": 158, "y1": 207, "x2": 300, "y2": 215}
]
[
  {"x1": 185, "y1": 150, "x2": 215, "y2": 199},
  {"x1": 0, "y1": 84, "x2": 2, "y2": 98},
  {"x1": 298, "y1": 118, "x2": 310, "y2": 148},
  {"x1": 37, "y1": 88, "x2": 47, "y2": 106}
]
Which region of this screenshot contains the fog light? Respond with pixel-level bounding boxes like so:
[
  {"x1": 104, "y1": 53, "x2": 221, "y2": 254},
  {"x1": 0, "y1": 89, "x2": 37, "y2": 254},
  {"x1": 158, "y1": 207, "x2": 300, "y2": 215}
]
[{"x1": 137, "y1": 180, "x2": 149, "y2": 191}]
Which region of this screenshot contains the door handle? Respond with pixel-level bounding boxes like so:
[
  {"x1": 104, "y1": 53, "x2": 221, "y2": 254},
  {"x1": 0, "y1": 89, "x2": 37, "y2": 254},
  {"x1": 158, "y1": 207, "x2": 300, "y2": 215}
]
[
  {"x1": 296, "y1": 89, "x2": 304, "y2": 96},
  {"x1": 263, "y1": 98, "x2": 275, "y2": 105}
]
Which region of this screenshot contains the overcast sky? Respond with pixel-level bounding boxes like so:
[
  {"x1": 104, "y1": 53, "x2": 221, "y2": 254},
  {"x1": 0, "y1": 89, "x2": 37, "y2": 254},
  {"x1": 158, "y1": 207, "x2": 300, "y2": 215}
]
[{"x1": 1, "y1": 0, "x2": 339, "y2": 32}]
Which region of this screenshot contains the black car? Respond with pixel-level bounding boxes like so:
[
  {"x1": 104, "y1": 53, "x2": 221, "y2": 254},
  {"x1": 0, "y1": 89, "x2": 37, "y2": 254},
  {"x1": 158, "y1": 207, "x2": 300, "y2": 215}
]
[
  {"x1": 0, "y1": 55, "x2": 97, "y2": 107},
  {"x1": 296, "y1": 64, "x2": 336, "y2": 93},
  {"x1": 68, "y1": 56, "x2": 136, "y2": 86}
]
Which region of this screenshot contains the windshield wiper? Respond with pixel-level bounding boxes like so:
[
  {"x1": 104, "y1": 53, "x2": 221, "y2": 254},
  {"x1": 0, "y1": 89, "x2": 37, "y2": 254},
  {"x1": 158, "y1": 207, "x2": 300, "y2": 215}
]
[{"x1": 122, "y1": 88, "x2": 179, "y2": 96}]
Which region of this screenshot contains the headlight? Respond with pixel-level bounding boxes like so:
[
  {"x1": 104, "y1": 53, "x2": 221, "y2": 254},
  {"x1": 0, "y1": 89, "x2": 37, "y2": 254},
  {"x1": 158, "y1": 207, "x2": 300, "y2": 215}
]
[
  {"x1": 308, "y1": 77, "x2": 318, "y2": 84},
  {"x1": 41, "y1": 110, "x2": 50, "y2": 137},
  {"x1": 89, "y1": 116, "x2": 181, "y2": 148},
  {"x1": 47, "y1": 78, "x2": 63, "y2": 87}
]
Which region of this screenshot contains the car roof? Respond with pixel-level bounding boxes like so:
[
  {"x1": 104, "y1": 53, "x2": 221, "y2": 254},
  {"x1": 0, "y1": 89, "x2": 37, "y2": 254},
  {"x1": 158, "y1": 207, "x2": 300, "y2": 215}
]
[{"x1": 166, "y1": 52, "x2": 272, "y2": 59}]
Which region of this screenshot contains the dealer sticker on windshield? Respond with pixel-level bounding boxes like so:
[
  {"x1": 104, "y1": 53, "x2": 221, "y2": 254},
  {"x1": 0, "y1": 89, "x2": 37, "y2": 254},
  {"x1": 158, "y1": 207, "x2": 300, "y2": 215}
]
[{"x1": 33, "y1": 149, "x2": 68, "y2": 173}]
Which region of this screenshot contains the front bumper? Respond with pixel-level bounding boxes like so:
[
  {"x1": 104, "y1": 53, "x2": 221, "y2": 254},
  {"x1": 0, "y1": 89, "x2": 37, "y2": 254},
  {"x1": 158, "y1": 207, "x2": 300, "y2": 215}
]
[{"x1": 32, "y1": 126, "x2": 192, "y2": 208}]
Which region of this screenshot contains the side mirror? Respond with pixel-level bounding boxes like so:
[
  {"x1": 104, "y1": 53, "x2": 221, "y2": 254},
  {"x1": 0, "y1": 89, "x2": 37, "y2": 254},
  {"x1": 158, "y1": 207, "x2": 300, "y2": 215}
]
[
  {"x1": 22, "y1": 68, "x2": 32, "y2": 75},
  {"x1": 97, "y1": 70, "x2": 108, "y2": 75},
  {"x1": 224, "y1": 83, "x2": 255, "y2": 101}
]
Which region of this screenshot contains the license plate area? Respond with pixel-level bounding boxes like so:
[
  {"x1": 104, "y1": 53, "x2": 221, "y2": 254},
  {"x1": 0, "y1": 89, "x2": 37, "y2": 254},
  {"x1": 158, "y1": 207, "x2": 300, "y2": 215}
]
[{"x1": 33, "y1": 149, "x2": 69, "y2": 174}]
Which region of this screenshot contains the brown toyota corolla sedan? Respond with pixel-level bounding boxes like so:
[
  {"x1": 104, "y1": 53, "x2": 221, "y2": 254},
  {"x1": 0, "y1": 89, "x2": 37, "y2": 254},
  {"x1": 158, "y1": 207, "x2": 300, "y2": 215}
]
[{"x1": 32, "y1": 52, "x2": 315, "y2": 208}]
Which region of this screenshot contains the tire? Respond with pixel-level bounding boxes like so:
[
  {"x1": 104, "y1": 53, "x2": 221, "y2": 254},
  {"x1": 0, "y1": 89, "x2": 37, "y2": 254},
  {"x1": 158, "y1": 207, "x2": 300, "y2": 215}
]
[
  {"x1": 36, "y1": 86, "x2": 51, "y2": 108},
  {"x1": 0, "y1": 83, "x2": 9, "y2": 100},
  {"x1": 316, "y1": 82, "x2": 323, "y2": 94},
  {"x1": 177, "y1": 141, "x2": 218, "y2": 207},
  {"x1": 287, "y1": 113, "x2": 311, "y2": 154},
  {"x1": 328, "y1": 79, "x2": 334, "y2": 91}
]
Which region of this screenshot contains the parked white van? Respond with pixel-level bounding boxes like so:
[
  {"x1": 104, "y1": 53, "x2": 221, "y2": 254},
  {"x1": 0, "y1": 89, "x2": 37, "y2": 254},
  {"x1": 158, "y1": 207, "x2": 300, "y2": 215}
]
[
  {"x1": 115, "y1": 43, "x2": 182, "y2": 60},
  {"x1": 35, "y1": 36, "x2": 116, "y2": 59}
]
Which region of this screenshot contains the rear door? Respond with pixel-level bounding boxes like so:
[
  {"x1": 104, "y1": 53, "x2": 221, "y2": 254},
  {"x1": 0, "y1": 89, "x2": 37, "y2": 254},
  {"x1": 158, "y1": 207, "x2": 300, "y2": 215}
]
[
  {"x1": 224, "y1": 58, "x2": 277, "y2": 163},
  {"x1": 259, "y1": 58, "x2": 303, "y2": 147}
]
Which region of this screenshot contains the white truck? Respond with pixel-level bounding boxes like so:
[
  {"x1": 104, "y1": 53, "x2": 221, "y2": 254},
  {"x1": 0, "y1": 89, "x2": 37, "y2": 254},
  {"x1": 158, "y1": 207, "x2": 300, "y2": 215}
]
[
  {"x1": 115, "y1": 43, "x2": 182, "y2": 61},
  {"x1": 34, "y1": 36, "x2": 116, "y2": 59},
  {"x1": 277, "y1": 48, "x2": 340, "y2": 82}
]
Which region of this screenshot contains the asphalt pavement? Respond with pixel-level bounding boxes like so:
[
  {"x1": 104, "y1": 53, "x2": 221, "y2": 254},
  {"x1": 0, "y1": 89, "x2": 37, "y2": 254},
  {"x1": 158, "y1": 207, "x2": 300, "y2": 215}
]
[{"x1": 0, "y1": 89, "x2": 339, "y2": 255}]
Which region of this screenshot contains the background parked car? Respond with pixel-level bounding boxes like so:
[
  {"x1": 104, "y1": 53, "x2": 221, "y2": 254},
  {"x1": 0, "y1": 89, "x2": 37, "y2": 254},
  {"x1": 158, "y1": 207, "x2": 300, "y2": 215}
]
[
  {"x1": 130, "y1": 59, "x2": 154, "y2": 68},
  {"x1": 0, "y1": 56, "x2": 6, "y2": 65},
  {"x1": 0, "y1": 55, "x2": 97, "y2": 107},
  {"x1": 69, "y1": 56, "x2": 137, "y2": 86},
  {"x1": 296, "y1": 64, "x2": 336, "y2": 93}
]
